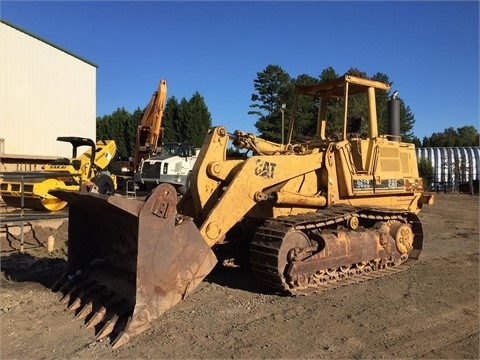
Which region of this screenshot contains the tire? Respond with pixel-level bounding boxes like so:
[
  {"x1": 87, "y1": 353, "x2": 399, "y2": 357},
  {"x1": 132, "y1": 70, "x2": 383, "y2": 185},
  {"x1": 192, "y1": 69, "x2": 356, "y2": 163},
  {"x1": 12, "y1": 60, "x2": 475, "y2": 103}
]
[
  {"x1": 93, "y1": 174, "x2": 115, "y2": 195},
  {"x1": 178, "y1": 172, "x2": 192, "y2": 196},
  {"x1": 178, "y1": 185, "x2": 187, "y2": 196}
]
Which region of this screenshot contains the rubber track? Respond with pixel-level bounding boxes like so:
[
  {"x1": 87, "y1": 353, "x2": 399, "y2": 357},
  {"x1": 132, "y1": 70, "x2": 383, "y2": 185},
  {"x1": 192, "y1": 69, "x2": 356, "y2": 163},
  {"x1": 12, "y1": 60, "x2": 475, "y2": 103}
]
[{"x1": 249, "y1": 207, "x2": 422, "y2": 296}]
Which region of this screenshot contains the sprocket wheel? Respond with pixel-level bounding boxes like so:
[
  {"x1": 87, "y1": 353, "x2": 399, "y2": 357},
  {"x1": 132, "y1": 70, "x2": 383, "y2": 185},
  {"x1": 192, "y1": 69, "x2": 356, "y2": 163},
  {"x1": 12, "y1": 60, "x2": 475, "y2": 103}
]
[{"x1": 277, "y1": 230, "x2": 312, "y2": 277}]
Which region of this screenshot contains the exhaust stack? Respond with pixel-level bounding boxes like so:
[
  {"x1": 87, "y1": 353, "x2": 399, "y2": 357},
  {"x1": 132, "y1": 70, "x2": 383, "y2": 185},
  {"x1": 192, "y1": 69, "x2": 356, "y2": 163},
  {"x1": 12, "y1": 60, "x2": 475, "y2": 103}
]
[{"x1": 387, "y1": 91, "x2": 400, "y2": 139}]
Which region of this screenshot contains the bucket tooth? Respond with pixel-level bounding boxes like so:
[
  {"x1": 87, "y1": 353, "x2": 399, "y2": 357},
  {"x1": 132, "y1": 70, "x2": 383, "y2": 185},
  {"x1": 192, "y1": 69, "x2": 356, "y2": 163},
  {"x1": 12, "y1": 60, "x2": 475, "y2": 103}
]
[
  {"x1": 85, "y1": 297, "x2": 123, "y2": 329},
  {"x1": 71, "y1": 284, "x2": 105, "y2": 314},
  {"x1": 96, "y1": 303, "x2": 132, "y2": 342},
  {"x1": 59, "y1": 282, "x2": 85, "y2": 304},
  {"x1": 68, "y1": 284, "x2": 101, "y2": 311},
  {"x1": 59, "y1": 292, "x2": 72, "y2": 305},
  {"x1": 56, "y1": 273, "x2": 87, "y2": 298},
  {"x1": 86, "y1": 306, "x2": 107, "y2": 329},
  {"x1": 96, "y1": 314, "x2": 119, "y2": 340},
  {"x1": 76, "y1": 301, "x2": 93, "y2": 319},
  {"x1": 57, "y1": 278, "x2": 77, "y2": 298},
  {"x1": 68, "y1": 297, "x2": 82, "y2": 311},
  {"x1": 96, "y1": 299, "x2": 133, "y2": 341},
  {"x1": 111, "y1": 330, "x2": 131, "y2": 349},
  {"x1": 76, "y1": 289, "x2": 113, "y2": 319},
  {"x1": 66, "y1": 283, "x2": 95, "y2": 310},
  {"x1": 59, "y1": 279, "x2": 93, "y2": 305}
]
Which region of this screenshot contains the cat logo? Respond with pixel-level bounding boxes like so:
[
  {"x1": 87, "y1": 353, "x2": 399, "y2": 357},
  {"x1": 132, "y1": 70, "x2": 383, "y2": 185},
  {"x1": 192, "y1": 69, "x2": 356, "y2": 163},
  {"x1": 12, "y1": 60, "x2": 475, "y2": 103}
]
[
  {"x1": 255, "y1": 160, "x2": 276, "y2": 179},
  {"x1": 50, "y1": 165, "x2": 67, "y2": 169}
]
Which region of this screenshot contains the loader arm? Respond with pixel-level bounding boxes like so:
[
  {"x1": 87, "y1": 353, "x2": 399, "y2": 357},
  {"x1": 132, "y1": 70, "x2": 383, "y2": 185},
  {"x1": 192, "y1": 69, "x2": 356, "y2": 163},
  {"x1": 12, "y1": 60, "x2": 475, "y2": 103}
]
[{"x1": 181, "y1": 126, "x2": 325, "y2": 247}]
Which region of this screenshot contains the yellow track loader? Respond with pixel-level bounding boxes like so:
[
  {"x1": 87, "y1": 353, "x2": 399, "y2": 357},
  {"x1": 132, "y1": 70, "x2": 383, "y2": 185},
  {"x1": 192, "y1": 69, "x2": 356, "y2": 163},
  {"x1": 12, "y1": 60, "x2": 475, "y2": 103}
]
[
  {"x1": 51, "y1": 75, "x2": 434, "y2": 348},
  {"x1": 0, "y1": 137, "x2": 117, "y2": 211}
]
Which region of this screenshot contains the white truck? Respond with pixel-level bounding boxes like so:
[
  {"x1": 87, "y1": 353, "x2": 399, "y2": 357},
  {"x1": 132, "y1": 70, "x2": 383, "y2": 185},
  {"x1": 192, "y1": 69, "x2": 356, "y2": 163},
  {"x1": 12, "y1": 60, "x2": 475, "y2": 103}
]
[{"x1": 134, "y1": 142, "x2": 199, "y2": 195}]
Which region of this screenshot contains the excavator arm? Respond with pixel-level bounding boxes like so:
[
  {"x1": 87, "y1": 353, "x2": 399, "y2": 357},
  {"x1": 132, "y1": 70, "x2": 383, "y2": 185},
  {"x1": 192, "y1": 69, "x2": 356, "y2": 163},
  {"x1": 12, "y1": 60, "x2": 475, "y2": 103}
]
[{"x1": 133, "y1": 79, "x2": 167, "y2": 170}]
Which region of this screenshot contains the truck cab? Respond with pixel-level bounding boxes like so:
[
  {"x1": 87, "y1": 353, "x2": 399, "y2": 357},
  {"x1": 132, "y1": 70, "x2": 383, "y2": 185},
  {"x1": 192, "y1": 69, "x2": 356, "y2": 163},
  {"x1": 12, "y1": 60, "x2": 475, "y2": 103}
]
[{"x1": 135, "y1": 142, "x2": 199, "y2": 194}]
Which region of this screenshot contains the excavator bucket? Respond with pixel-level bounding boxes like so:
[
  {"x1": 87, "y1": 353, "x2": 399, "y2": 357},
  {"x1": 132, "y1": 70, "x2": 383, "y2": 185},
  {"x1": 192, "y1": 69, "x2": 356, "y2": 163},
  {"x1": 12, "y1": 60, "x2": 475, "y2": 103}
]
[{"x1": 50, "y1": 183, "x2": 217, "y2": 348}]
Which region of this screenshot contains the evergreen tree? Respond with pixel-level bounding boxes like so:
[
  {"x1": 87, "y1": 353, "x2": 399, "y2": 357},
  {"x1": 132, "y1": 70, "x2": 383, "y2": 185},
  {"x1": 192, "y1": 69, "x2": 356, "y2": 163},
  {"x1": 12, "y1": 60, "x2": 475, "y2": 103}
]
[
  {"x1": 319, "y1": 66, "x2": 338, "y2": 82},
  {"x1": 398, "y1": 100, "x2": 415, "y2": 140},
  {"x1": 422, "y1": 126, "x2": 479, "y2": 147},
  {"x1": 371, "y1": 72, "x2": 393, "y2": 136},
  {"x1": 128, "y1": 108, "x2": 143, "y2": 157},
  {"x1": 178, "y1": 97, "x2": 192, "y2": 143},
  {"x1": 162, "y1": 96, "x2": 180, "y2": 143},
  {"x1": 319, "y1": 67, "x2": 343, "y2": 136},
  {"x1": 457, "y1": 126, "x2": 479, "y2": 146},
  {"x1": 290, "y1": 73, "x2": 318, "y2": 141},
  {"x1": 249, "y1": 65, "x2": 293, "y2": 142},
  {"x1": 187, "y1": 92, "x2": 212, "y2": 148},
  {"x1": 250, "y1": 65, "x2": 417, "y2": 142},
  {"x1": 418, "y1": 157, "x2": 435, "y2": 189},
  {"x1": 422, "y1": 136, "x2": 431, "y2": 147},
  {"x1": 96, "y1": 107, "x2": 132, "y2": 157},
  {"x1": 411, "y1": 136, "x2": 422, "y2": 148}
]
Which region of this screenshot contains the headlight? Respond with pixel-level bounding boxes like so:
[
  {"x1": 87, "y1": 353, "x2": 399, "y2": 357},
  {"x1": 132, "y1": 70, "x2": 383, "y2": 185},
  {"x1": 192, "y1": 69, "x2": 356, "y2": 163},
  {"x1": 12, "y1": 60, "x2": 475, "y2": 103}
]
[{"x1": 163, "y1": 163, "x2": 168, "y2": 174}]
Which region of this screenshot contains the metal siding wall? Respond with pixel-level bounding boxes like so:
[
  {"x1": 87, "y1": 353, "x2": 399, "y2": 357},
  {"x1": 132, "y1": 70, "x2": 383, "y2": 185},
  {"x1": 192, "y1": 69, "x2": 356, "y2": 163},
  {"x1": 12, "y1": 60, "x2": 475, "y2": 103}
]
[
  {"x1": 471, "y1": 147, "x2": 480, "y2": 180},
  {"x1": 0, "y1": 22, "x2": 96, "y2": 158},
  {"x1": 416, "y1": 147, "x2": 480, "y2": 189}
]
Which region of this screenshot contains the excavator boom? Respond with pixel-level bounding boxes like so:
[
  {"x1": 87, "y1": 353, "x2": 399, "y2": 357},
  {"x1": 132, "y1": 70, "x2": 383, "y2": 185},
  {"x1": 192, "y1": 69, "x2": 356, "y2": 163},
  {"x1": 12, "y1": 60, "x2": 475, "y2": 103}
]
[{"x1": 133, "y1": 79, "x2": 167, "y2": 170}]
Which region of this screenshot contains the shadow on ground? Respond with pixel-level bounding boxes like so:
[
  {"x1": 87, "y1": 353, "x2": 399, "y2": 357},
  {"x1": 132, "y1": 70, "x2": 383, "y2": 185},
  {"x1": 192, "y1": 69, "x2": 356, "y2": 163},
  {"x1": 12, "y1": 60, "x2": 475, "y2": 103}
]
[{"x1": 1, "y1": 252, "x2": 66, "y2": 288}]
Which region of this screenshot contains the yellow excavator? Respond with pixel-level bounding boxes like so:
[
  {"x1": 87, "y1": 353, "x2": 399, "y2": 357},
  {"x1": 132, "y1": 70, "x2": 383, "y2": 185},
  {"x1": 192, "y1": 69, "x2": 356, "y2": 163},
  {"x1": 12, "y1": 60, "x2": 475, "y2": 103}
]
[
  {"x1": 51, "y1": 75, "x2": 434, "y2": 347},
  {"x1": 0, "y1": 137, "x2": 117, "y2": 211}
]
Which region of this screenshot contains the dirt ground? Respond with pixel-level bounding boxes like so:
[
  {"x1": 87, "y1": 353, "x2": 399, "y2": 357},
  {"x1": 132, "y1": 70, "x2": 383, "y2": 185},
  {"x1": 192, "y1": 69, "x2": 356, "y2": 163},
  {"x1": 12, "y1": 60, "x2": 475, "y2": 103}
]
[{"x1": 0, "y1": 193, "x2": 478, "y2": 359}]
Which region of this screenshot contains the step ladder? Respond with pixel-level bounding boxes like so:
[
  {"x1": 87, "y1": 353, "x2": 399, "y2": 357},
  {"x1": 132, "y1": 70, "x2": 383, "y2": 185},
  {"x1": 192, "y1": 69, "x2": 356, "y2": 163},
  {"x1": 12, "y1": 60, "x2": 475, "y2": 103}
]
[{"x1": 125, "y1": 180, "x2": 137, "y2": 199}]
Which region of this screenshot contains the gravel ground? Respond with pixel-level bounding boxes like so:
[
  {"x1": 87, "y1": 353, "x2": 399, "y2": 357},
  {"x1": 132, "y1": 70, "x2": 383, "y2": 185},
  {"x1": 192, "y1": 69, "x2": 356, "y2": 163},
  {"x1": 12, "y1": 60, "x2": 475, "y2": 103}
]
[{"x1": 1, "y1": 193, "x2": 478, "y2": 359}]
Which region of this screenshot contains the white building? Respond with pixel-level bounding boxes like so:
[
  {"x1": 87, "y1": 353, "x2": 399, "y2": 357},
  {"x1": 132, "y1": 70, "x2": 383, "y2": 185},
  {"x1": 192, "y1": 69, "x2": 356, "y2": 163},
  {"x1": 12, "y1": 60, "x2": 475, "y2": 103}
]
[
  {"x1": 0, "y1": 19, "x2": 97, "y2": 171},
  {"x1": 416, "y1": 147, "x2": 480, "y2": 193}
]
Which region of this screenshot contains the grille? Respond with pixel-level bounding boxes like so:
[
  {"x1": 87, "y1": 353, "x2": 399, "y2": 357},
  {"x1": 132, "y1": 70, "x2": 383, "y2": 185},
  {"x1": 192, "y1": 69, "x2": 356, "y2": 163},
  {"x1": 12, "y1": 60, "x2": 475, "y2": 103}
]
[{"x1": 141, "y1": 162, "x2": 162, "y2": 179}]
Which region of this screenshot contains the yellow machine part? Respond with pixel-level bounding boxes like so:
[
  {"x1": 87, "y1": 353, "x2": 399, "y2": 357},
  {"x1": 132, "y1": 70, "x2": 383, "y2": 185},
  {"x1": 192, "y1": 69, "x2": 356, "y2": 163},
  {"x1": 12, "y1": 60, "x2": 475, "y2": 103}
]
[
  {"x1": 0, "y1": 138, "x2": 117, "y2": 211},
  {"x1": 1, "y1": 177, "x2": 73, "y2": 211},
  {"x1": 89, "y1": 140, "x2": 117, "y2": 172}
]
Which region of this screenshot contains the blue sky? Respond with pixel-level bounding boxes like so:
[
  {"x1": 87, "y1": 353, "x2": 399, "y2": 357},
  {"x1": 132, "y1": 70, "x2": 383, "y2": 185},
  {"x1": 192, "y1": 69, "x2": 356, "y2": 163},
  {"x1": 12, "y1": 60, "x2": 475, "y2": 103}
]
[{"x1": 2, "y1": 1, "x2": 479, "y2": 140}]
